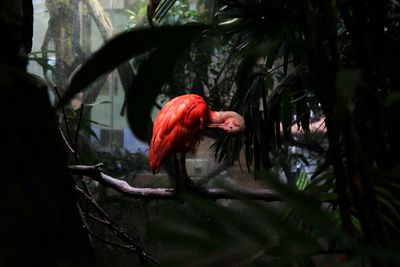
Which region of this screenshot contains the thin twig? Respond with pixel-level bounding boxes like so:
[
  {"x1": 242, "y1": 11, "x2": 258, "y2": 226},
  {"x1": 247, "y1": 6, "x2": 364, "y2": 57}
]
[
  {"x1": 257, "y1": 60, "x2": 294, "y2": 76},
  {"x1": 58, "y1": 128, "x2": 76, "y2": 154},
  {"x1": 76, "y1": 186, "x2": 158, "y2": 264},
  {"x1": 87, "y1": 227, "x2": 145, "y2": 254},
  {"x1": 76, "y1": 202, "x2": 97, "y2": 264},
  {"x1": 55, "y1": 86, "x2": 103, "y2": 260},
  {"x1": 54, "y1": 86, "x2": 96, "y2": 205},
  {"x1": 55, "y1": 86, "x2": 93, "y2": 197},
  {"x1": 54, "y1": 86, "x2": 80, "y2": 163},
  {"x1": 74, "y1": 104, "x2": 84, "y2": 148},
  {"x1": 86, "y1": 213, "x2": 109, "y2": 225}
]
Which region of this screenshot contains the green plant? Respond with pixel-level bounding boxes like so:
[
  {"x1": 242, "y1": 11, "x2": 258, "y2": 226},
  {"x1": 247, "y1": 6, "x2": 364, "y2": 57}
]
[{"x1": 57, "y1": 0, "x2": 400, "y2": 265}]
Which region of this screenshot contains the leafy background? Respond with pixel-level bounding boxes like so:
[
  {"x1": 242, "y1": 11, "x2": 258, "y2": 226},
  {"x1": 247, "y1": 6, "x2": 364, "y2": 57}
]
[{"x1": 28, "y1": 0, "x2": 400, "y2": 266}]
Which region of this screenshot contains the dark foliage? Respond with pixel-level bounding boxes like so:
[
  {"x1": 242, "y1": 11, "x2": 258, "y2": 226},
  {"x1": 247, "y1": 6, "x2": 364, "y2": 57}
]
[{"x1": 4, "y1": 0, "x2": 399, "y2": 266}]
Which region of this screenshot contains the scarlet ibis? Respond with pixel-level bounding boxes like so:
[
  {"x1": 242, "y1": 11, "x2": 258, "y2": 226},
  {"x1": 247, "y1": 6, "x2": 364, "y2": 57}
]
[{"x1": 149, "y1": 94, "x2": 245, "y2": 175}]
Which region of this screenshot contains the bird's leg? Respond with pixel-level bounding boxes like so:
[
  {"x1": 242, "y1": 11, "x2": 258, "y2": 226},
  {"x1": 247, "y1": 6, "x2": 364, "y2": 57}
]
[
  {"x1": 173, "y1": 154, "x2": 181, "y2": 191},
  {"x1": 180, "y1": 153, "x2": 190, "y2": 187},
  {"x1": 173, "y1": 153, "x2": 192, "y2": 194}
]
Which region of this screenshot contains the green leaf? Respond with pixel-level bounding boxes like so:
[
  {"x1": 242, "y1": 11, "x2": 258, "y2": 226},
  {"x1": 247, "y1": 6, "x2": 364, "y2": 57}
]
[
  {"x1": 28, "y1": 57, "x2": 56, "y2": 72},
  {"x1": 296, "y1": 171, "x2": 309, "y2": 191},
  {"x1": 181, "y1": 194, "x2": 271, "y2": 244},
  {"x1": 257, "y1": 172, "x2": 349, "y2": 246},
  {"x1": 81, "y1": 124, "x2": 100, "y2": 142},
  {"x1": 375, "y1": 185, "x2": 400, "y2": 211},
  {"x1": 281, "y1": 90, "x2": 292, "y2": 142},
  {"x1": 87, "y1": 119, "x2": 109, "y2": 128},
  {"x1": 125, "y1": 24, "x2": 205, "y2": 141},
  {"x1": 83, "y1": 100, "x2": 112, "y2": 107},
  {"x1": 385, "y1": 92, "x2": 400, "y2": 112},
  {"x1": 236, "y1": 43, "x2": 269, "y2": 91},
  {"x1": 60, "y1": 25, "x2": 206, "y2": 106},
  {"x1": 292, "y1": 153, "x2": 310, "y2": 166},
  {"x1": 154, "y1": 0, "x2": 178, "y2": 22}
]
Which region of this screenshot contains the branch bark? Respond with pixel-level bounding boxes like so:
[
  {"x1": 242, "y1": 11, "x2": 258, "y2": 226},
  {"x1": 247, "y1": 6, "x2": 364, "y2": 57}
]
[
  {"x1": 82, "y1": 0, "x2": 113, "y2": 40},
  {"x1": 69, "y1": 164, "x2": 280, "y2": 201}
]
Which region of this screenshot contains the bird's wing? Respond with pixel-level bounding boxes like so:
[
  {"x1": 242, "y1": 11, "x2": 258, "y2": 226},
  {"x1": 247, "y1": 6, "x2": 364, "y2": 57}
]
[{"x1": 149, "y1": 94, "x2": 208, "y2": 173}]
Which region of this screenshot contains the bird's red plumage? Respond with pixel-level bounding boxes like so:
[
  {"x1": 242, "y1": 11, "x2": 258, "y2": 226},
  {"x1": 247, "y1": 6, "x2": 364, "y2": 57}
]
[{"x1": 149, "y1": 94, "x2": 209, "y2": 173}]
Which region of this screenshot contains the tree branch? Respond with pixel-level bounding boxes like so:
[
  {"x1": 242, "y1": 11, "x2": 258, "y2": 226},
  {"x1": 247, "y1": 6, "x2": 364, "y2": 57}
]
[
  {"x1": 87, "y1": 227, "x2": 145, "y2": 255},
  {"x1": 76, "y1": 186, "x2": 158, "y2": 264},
  {"x1": 69, "y1": 164, "x2": 280, "y2": 201},
  {"x1": 82, "y1": 0, "x2": 113, "y2": 40},
  {"x1": 82, "y1": 0, "x2": 135, "y2": 115}
]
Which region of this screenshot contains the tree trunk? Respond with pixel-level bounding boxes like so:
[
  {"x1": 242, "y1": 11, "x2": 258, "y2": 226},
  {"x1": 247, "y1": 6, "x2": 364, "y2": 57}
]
[{"x1": 0, "y1": 1, "x2": 95, "y2": 266}]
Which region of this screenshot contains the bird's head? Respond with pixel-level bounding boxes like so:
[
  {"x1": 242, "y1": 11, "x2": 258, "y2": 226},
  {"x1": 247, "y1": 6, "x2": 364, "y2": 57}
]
[{"x1": 208, "y1": 111, "x2": 245, "y2": 133}]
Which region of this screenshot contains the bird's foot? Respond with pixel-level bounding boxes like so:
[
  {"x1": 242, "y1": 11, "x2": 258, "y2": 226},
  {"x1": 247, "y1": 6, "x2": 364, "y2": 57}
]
[{"x1": 175, "y1": 181, "x2": 207, "y2": 195}]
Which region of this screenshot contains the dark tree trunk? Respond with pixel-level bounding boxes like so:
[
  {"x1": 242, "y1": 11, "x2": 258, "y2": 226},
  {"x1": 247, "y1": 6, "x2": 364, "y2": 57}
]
[{"x1": 0, "y1": 1, "x2": 94, "y2": 266}]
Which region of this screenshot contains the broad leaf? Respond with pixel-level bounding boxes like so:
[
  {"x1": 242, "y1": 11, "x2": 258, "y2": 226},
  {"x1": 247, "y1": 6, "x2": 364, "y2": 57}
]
[
  {"x1": 126, "y1": 26, "x2": 206, "y2": 141},
  {"x1": 60, "y1": 25, "x2": 206, "y2": 106}
]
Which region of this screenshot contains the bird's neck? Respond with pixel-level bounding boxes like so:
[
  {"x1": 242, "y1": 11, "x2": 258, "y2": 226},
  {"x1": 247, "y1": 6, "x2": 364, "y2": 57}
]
[
  {"x1": 208, "y1": 110, "x2": 224, "y2": 124},
  {"x1": 209, "y1": 110, "x2": 240, "y2": 122},
  {"x1": 207, "y1": 111, "x2": 233, "y2": 130},
  {"x1": 208, "y1": 110, "x2": 245, "y2": 132}
]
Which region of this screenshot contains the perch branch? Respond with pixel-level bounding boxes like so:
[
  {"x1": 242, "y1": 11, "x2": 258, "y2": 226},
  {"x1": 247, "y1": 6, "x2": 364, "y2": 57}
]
[{"x1": 69, "y1": 164, "x2": 280, "y2": 202}]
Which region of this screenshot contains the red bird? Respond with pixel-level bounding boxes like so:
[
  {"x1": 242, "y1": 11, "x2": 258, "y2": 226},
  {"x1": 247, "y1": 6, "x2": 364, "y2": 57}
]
[{"x1": 149, "y1": 94, "x2": 245, "y2": 174}]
